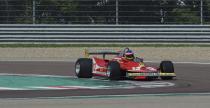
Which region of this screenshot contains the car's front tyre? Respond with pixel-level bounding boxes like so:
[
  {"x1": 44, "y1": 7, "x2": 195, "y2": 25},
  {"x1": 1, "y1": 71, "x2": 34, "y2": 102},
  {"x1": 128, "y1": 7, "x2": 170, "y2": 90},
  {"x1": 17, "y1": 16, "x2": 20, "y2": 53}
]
[
  {"x1": 107, "y1": 61, "x2": 121, "y2": 80},
  {"x1": 75, "y1": 58, "x2": 93, "y2": 78},
  {"x1": 160, "y1": 61, "x2": 174, "y2": 80}
]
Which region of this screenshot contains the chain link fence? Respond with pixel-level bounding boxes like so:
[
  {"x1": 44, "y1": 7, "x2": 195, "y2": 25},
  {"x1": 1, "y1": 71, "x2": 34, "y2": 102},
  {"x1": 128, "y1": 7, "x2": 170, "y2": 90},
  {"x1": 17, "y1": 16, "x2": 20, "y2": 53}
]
[{"x1": 0, "y1": 0, "x2": 210, "y2": 24}]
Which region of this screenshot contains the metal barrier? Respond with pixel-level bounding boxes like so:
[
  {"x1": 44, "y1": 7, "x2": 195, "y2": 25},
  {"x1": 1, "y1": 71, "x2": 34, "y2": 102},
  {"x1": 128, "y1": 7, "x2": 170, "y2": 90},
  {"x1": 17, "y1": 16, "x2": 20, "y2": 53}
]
[{"x1": 0, "y1": 24, "x2": 210, "y2": 43}]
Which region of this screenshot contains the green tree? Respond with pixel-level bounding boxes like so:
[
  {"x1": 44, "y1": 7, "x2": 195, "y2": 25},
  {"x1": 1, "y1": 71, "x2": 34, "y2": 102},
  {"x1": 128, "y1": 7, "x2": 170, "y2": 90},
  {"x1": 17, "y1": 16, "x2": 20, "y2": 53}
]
[
  {"x1": 172, "y1": 8, "x2": 200, "y2": 24},
  {"x1": 15, "y1": 0, "x2": 33, "y2": 24},
  {"x1": 36, "y1": 0, "x2": 78, "y2": 24},
  {"x1": 203, "y1": 0, "x2": 210, "y2": 24},
  {"x1": 1, "y1": 0, "x2": 209, "y2": 24},
  {"x1": 172, "y1": 0, "x2": 200, "y2": 24}
]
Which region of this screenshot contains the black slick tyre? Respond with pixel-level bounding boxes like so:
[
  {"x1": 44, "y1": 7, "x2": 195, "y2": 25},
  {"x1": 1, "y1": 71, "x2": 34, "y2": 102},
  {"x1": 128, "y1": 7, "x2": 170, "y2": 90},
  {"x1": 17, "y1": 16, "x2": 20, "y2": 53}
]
[
  {"x1": 107, "y1": 61, "x2": 121, "y2": 80},
  {"x1": 160, "y1": 61, "x2": 174, "y2": 80},
  {"x1": 75, "y1": 58, "x2": 93, "y2": 78}
]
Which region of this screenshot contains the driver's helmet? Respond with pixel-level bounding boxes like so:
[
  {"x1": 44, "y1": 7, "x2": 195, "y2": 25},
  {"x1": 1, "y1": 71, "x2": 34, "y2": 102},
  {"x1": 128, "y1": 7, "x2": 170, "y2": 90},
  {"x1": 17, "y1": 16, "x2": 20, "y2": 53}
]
[{"x1": 124, "y1": 50, "x2": 135, "y2": 60}]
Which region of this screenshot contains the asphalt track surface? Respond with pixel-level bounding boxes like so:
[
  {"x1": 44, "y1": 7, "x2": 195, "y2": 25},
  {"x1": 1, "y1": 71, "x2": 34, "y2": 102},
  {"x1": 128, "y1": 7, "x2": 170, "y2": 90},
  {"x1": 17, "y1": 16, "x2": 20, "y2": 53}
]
[{"x1": 0, "y1": 61, "x2": 209, "y2": 98}]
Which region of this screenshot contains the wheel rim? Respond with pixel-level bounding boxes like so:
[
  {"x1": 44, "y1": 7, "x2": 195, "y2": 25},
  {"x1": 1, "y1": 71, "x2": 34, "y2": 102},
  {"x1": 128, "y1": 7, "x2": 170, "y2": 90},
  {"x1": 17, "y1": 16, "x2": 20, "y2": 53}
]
[
  {"x1": 75, "y1": 63, "x2": 80, "y2": 75},
  {"x1": 107, "y1": 66, "x2": 111, "y2": 77}
]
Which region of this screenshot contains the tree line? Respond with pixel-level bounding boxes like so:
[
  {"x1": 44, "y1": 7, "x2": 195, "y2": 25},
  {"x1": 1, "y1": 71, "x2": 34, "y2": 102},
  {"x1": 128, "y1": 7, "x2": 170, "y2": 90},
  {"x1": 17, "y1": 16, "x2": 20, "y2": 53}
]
[{"x1": 0, "y1": 0, "x2": 210, "y2": 24}]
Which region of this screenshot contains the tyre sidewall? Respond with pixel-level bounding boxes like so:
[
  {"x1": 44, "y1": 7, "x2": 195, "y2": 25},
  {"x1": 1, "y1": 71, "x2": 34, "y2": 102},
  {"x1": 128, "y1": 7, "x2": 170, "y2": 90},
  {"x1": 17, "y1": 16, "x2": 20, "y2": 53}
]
[
  {"x1": 160, "y1": 61, "x2": 174, "y2": 73},
  {"x1": 107, "y1": 61, "x2": 121, "y2": 80},
  {"x1": 75, "y1": 58, "x2": 93, "y2": 78},
  {"x1": 160, "y1": 61, "x2": 174, "y2": 80}
]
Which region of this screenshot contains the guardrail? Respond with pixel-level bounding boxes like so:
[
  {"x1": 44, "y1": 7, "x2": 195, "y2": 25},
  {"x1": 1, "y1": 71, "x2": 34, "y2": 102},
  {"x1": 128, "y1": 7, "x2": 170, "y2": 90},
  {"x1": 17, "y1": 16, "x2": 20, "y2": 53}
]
[{"x1": 0, "y1": 24, "x2": 210, "y2": 43}]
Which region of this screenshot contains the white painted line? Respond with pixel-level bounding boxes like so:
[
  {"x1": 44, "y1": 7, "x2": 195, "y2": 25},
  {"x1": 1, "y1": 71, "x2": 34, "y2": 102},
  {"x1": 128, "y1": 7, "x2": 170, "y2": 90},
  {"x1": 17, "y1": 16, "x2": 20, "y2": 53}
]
[
  {"x1": 63, "y1": 86, "x2": 110, "y2": 89},
  {"x1": 6, "y1": 92, "x2": 210, "y2": 100},
  {"x1": 174, "y1": 61, "x2": 210, "y2": 65},
  {"x1": 65, "y1": 93, "x2": 210, "y2": 99},
  {"x1": 0, "y1": 87, "x2": 27, "y2": 90},
  {"x1": 1, "y1": 60, "x2": 210, "y2": 64},
  {"x1": 0, "y1": 73, "x2": 72, "y2": 78},
  {"x1": 33, "y1": 86, "x2": 98, "y2": 90},
  {"x1": 32, "y1": 86, "x2": 79, "y2": 90},
  {"x1": 145, "y1": 61, "x2": 210, "y2": 65}
]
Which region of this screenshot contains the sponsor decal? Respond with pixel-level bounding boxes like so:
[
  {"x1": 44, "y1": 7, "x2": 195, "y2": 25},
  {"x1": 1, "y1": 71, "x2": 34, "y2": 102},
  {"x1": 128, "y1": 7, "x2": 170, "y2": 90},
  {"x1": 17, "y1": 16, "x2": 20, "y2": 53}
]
[
  {"x1": 160, "y1": 73, "x2": 176, "y2": 76},
  {"x1": 127, "y1": 72, "x2": 159, "y2": 77},
  {"x1": 132, "y1": 67, "x2": 141, "y2": 71}
]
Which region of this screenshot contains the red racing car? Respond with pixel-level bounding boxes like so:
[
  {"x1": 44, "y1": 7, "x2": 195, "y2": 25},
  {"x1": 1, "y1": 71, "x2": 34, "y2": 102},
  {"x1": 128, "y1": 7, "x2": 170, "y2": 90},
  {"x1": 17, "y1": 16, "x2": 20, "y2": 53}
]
[{"x1": 75, "y1": 48, "x2": 176, "y2": 80}]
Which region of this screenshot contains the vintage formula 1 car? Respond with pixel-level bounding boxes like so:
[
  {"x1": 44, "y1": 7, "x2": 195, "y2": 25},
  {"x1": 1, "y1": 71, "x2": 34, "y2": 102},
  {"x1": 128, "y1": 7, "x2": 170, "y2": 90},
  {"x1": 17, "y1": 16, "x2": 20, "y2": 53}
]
[{"x1": 75, "y1": 48, "x2": 176, "y2": 80}]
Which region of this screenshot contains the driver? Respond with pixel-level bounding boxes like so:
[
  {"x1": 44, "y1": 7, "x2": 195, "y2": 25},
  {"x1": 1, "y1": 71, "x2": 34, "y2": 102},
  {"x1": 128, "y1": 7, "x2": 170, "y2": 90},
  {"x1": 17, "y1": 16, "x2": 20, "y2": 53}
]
[{"x1": 124, "y1": 49, "x2": 135, "y2": 61}]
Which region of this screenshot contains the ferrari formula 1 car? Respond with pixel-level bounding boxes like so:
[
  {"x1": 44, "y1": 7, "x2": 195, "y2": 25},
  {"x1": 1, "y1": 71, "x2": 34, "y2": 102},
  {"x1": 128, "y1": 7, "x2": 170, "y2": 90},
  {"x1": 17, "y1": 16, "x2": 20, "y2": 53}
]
[{"x1": 75, "y1": 48, "x2": 176, "y2": 80}]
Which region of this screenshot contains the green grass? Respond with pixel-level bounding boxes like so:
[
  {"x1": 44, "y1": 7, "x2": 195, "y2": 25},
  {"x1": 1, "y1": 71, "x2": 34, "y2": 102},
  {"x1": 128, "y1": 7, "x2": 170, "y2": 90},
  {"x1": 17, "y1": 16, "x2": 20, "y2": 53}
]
[{"x1": 0, "y1": 44, "x2": 210, "y2": 48}]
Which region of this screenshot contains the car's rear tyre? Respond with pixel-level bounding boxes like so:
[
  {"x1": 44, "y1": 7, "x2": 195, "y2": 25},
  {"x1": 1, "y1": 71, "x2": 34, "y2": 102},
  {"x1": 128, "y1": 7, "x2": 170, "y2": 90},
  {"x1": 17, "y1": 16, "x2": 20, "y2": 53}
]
[
  {"x1": 160, "y1": 61, "x2": 174, "y2": 80},
  {"x1": 75, "y1": 58, "x2": 93, "y2": 78},
  {"x1": 107, "y1": 61, "x2": 121, "y2": 80}
]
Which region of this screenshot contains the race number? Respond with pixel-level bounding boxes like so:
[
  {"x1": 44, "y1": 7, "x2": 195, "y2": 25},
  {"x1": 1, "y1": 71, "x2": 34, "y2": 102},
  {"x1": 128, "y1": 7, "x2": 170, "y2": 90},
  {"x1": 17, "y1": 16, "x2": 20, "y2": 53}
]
[{"x1": 132, "y1": 67, "x2": 141, "y2": 71}]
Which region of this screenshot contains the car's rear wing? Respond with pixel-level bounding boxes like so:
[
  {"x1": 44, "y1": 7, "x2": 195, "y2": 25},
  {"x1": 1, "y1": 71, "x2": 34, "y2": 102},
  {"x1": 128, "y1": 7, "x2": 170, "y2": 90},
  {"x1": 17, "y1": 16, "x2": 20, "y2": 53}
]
[{"x1": 84, "y1": 49, "x2": 120, "y2": 59}]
